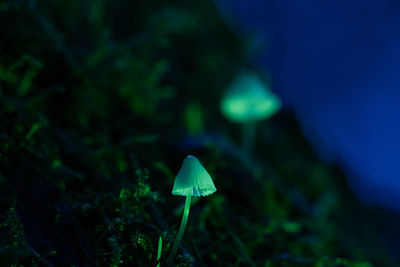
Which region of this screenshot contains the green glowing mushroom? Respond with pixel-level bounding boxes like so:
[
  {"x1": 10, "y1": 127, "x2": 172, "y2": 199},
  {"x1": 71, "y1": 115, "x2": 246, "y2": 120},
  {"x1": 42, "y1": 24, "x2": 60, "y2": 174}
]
[
  {"x1": 167, "y1": 155, "x2": 216, "y2": 265},
  {"x1": 220, "y1": 70, "x2": 281, "y2": 153}
]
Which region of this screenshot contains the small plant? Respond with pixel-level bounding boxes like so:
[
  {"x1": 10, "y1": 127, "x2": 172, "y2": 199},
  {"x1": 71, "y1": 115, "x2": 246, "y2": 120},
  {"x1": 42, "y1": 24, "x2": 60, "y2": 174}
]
[
  {"x1": 167, "y1": 155, "x2": 217, "y2": 265},
  {"x1": 157, "y1": 236, "x2": 162, "y2": 267}
]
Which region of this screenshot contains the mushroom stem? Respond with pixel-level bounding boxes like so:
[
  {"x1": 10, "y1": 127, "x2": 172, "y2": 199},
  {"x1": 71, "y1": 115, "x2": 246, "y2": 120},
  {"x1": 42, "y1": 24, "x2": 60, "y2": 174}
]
[
  {"x1": 242, "y1": 121, "x2": 256, "y2": 154},
  {"x1": 167, "y1": 192, "x2": 192, "y2": 265}
]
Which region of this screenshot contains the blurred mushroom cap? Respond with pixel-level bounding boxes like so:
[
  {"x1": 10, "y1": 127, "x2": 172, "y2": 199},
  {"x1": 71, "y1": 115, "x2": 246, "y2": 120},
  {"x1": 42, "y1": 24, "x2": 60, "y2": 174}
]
[{"x1": 220, "y1": 71, "x2": 281, "y2": 122}]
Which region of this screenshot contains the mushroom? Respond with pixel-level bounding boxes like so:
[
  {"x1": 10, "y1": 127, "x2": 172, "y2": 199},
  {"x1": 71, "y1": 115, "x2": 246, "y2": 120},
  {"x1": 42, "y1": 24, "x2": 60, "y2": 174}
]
[
  {"x1": 220, "y1": 70, "x2": 281, "y2": 153},
  {"x1": 167, "y1": 155, "x2": 217, "y2": 265}
]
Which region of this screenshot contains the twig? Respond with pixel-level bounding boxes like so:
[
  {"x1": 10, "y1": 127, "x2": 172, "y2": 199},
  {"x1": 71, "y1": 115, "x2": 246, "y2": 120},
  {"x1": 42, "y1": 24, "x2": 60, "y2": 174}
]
[
  {"x1": 25, "y1": 243, "x2": 55, "y2": 267},
  {"x1": 31, "y1": 11, "x2": 82, "y2": 73},
  {"x1": 271, "y1": 253, "x2": 318, "y2": 265},
  {"x1": 230, "y1": 231, "x2": 256, "y2": 267},
  {"x1": 191, "y1": 238, "x2": 205, "y2": 267},
  {"x1": 71, "y1": 216, "x2": 92, "y2": 262}
]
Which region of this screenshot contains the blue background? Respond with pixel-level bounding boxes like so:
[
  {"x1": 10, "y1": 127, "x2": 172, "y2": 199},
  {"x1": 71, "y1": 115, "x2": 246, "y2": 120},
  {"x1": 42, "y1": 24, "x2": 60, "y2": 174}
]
[{"x1": 216, "y1": 0, "x2": 400, "y2": 210}]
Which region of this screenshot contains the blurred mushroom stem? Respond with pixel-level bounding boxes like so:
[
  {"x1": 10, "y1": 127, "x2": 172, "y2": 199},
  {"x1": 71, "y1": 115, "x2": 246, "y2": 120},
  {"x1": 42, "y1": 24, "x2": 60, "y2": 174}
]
[
  {"x1": 167, "y1": 192, "x2": 192, "y2": 265},
  {"x1": 243, "y1": 121, "x2": 256, "y2": 154}
]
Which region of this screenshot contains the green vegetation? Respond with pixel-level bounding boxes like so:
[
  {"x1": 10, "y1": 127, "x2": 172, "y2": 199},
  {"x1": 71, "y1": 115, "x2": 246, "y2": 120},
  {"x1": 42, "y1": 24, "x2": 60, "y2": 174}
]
[{"x1": 0, "y1": 0, "x2": 396, "y2": 266}]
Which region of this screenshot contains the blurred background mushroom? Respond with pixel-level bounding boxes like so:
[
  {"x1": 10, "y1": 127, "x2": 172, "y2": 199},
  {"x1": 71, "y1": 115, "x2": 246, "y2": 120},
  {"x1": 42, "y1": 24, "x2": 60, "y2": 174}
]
[{"x1": 220, "y1": 70, "x2": 281, "y2": 153}]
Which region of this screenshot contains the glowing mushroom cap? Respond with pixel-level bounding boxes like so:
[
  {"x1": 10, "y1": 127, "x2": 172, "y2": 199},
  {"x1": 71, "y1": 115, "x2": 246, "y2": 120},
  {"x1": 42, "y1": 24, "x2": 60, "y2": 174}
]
[
  {"x1": 172, "y1": 155, "x2": 217, "y2": 197},
  {"x1": 220, "y1": 71, "x2": 281, "y2": 122}
]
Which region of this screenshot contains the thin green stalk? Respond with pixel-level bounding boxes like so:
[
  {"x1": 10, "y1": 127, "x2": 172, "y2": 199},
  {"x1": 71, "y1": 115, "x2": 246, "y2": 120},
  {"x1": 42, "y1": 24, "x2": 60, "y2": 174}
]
[
  {"x1": 156, "y1": 236, "x2": 162, "y2": 267},
  {"x1": 167, "y1": 193, "x2": 192, "y2": 265}
]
